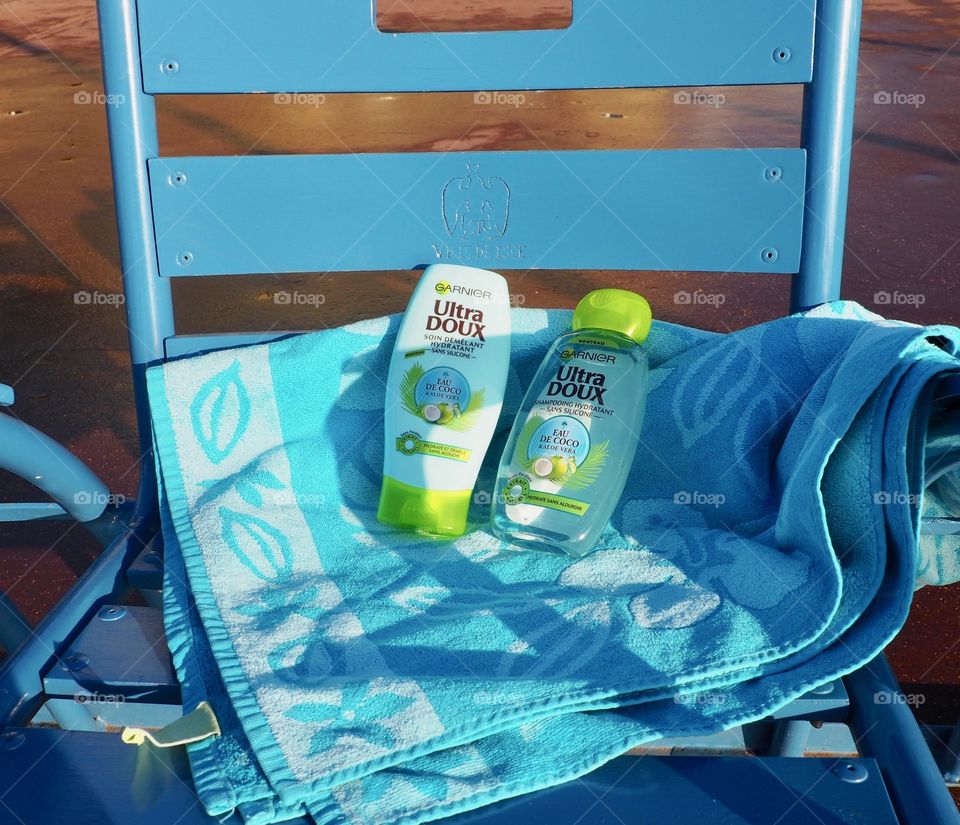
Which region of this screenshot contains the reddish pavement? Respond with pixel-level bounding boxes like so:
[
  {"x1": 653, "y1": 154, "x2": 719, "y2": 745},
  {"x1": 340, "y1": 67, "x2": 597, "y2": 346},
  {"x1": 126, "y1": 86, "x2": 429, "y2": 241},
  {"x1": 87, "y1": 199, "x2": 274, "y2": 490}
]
[{"x1": 0, "y1": 0, "x2": 958, "y2": 740}]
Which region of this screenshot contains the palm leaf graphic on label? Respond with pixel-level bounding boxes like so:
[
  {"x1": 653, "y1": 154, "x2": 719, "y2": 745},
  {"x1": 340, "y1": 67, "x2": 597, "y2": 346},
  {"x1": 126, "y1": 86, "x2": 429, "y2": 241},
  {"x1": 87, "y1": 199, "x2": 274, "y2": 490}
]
[
  {"x1": 399, "y1": 362, "x2": 425, "y2": 417},
  {"x1": 513, "y1": 415, "x2": 545, "y2": 473},
  {"x1": 444, "y1": 387, "x2": 485, "y2": 432},
  {"x1": 399, "y1": 361, "x2": 484, "y2": 430},
  {"x1": 514, "y1": 415, "x2": 608, "y2": 490},
  {"x1": 558, "y1": 439, "x2": 608, "y2": 491}
]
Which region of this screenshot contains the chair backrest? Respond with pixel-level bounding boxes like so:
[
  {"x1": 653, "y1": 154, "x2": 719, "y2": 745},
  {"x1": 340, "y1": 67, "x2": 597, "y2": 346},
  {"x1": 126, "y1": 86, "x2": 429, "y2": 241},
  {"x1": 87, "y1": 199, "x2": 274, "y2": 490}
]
[{"x1": 96, "y1": 0, "x2": 863, "y2": 506}]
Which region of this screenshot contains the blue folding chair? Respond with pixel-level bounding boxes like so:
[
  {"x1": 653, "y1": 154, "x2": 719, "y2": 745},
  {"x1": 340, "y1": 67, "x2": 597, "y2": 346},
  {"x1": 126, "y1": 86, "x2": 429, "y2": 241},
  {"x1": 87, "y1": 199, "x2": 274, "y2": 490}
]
[{"x1": 1, "y1": 1, "x2": 958, "y2": 822}]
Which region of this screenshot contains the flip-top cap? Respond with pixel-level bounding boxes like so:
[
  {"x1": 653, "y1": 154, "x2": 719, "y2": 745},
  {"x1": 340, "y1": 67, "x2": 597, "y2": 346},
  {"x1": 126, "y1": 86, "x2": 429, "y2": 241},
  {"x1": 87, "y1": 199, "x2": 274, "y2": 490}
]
[{"x1": 572, "y1": 289, "x2": 653, "y2": 345}]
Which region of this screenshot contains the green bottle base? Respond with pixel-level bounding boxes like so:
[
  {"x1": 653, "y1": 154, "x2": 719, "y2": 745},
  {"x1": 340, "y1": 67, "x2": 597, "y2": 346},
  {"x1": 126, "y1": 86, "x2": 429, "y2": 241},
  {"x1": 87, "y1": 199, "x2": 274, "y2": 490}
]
[{"x1": 377, "y1": 476, "x2": 472, "y2": 538}]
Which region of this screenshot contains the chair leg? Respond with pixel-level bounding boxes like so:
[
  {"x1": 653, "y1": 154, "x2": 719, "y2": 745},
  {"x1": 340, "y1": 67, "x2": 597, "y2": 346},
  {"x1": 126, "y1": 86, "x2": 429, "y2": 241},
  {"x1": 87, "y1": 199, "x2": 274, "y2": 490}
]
[
  {"x1": 0, "y1": 521, "x2": 152, "y2": 727},
  {"x1": 0, "y1": 593, "x2": 30, "y2": 654},
  {"x1": 846, "y1": 654, "x2": 960, "y2": 824},
  {"x1": 939, "y1": 718, "x2": 960, "y2": 785},
  {"x1": 770, "y1": 719, "x2": 813, "y2": 757}
]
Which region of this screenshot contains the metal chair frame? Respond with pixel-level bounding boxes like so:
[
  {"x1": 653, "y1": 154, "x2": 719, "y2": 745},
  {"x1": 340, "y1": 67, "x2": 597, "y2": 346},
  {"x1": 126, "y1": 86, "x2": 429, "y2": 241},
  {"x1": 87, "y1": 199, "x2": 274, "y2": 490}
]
[{"x1": 1, "y1": 1, "x2": 958, "y2": 822}]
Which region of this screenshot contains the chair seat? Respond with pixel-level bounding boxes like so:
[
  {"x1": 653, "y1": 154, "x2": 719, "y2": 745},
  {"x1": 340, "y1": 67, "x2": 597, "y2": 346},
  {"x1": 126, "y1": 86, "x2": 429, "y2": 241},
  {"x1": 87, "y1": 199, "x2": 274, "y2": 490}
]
[
  {"x1": 32, "y1": 525, "x2": 852, "y2": 741},
  {"x1": 0, "y1": 727, "x2": 899, "y2": 825},
  {"x1": 42, "y1": 604, "x2": 179, "y2": 705}
]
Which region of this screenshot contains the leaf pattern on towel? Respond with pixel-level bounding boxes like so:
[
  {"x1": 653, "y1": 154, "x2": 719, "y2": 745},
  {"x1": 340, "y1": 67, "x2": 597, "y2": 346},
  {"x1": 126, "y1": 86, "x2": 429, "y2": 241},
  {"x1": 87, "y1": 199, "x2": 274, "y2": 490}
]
[
  {"x1": 373, "y1": 772, "x2": 450, "y2": 805},
  {"x1": 731, "y1": 383, "x2": 795, "y2": 502},
  {"x1": 190, "y1": 360, "x2": 250, "y2": 464},
  {"x1": 269, "y1": 636, "x2": 334, "y2": 686},
  {"x1": 330, "y1": 743, "x2": 496, "y2": 823},
  {"x1": 670, "y1": 338, "x2": 763, "y2": 450},
  {"x1": 559, "y1": 548, "x2": 721, "y2": 629},
  {"x1": 284, "y1": 682, "x2": 416, "y2": 758},
  {"x1": 649, "y1": 529, "x2": 810, "y2": 612},
  {"x1": 620, "y1": 497, "x2": 708, "y2": 533},
  {"x1": 390, "y1": 585, "x2": 451, "y2": 615},
  {"x1": 232, "y1": 583, "x2": 338, "y2": 629},
  {"x1": 629, "y1": 583, "x2": 720, "y2": 628},
  {"x1": 234, "y1": 469, "x2": 286, "y2": 508},
  {"x1": 699, "y1": 534, "x2": 810, "y2": 611},
  {"x1": 812, "y1": 301, "x2": 877, "y2": 322},
  {"x1": 220, "y1": 507, "x2": 293, "y2": 582}
]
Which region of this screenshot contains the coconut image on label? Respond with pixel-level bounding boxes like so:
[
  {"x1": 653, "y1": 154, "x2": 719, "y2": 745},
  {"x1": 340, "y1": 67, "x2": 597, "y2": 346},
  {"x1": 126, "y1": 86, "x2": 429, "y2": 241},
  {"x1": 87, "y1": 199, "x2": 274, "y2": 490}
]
[
  {"x1": 532, "y1": 457, "x2": 554, "y2": 478},
  {"x1": 526, "y1": 417, "x2": 592, "y2": 485},
  {"x1": 401, "y1": 362, "x2": 481, "y2": 429},
  {"x1": 532, "y1": 455, "x2": 577, "y2": 478}
]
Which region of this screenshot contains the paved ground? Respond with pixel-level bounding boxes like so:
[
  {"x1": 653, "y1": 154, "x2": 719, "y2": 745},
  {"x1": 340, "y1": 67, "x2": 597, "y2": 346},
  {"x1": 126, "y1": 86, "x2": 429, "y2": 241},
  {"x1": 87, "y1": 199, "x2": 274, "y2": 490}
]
[{"x1": 0, "y1": 0, "x2": 958, "y2": 759}]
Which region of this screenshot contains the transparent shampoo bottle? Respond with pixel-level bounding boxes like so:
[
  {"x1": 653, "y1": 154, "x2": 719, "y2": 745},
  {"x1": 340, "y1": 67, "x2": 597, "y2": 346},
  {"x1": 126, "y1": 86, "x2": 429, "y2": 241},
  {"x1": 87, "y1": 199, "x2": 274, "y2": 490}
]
[{"x1": 491, "y1": 289, "x2": 652, "y2": 557}]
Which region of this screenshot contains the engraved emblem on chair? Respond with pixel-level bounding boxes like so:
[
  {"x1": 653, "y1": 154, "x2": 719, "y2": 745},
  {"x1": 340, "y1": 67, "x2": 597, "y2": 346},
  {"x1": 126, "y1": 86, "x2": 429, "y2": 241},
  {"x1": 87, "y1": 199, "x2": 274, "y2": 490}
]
[{"x1": 442, "y1": 163, "x2": 510, "y2": 240}]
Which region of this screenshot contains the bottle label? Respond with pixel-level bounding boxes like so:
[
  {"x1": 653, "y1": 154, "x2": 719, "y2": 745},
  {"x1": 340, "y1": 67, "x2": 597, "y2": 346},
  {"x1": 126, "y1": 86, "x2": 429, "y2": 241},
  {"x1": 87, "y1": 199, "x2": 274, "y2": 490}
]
[
  {"x1": 502, "y1": 474, "x2": 591, "y2": 516},
  {"x1": 399, "y1": 361, "x2": 486, "y2": 432},
  {"x1": 396, "y1": 432, "x2": 471, "y2": 463},
  {"x1": 384, "y1": 265, "x2": 511, "y2": 496},
  {"x1": 503, "y1": 340, "x2": 634, "y2": 516}
]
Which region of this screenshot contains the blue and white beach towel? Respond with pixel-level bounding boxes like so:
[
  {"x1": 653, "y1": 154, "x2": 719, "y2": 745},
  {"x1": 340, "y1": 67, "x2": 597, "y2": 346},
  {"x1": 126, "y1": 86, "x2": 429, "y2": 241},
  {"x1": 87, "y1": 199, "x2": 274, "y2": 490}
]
[{"x1": 148, "y1": 302, "x2": 960, "y2": 824}]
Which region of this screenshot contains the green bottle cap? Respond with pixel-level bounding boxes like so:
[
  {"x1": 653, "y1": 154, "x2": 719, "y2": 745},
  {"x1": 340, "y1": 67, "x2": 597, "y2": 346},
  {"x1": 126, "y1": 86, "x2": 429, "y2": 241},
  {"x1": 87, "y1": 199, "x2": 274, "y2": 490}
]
[
  {"x1": 572, "y1": 289, "x2": 653, "y2": 345},
  {"x1": 377, "y1": 476, "x2": 472, "y2": 538}
]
